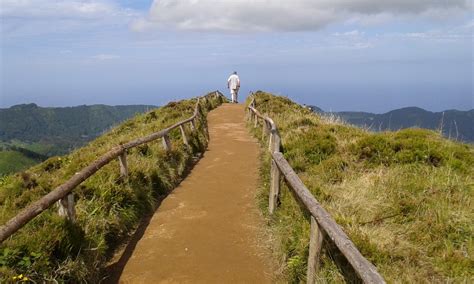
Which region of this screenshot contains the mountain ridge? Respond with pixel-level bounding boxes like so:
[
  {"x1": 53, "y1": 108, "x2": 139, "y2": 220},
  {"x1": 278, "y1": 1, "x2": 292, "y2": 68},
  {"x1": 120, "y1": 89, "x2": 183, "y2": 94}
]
[
  {"x1": 0, "y1": 103, "x2": 158, "y2": 156},
  {"x1": 308, "y1": 105, "x2": 474, "y2": 142}
]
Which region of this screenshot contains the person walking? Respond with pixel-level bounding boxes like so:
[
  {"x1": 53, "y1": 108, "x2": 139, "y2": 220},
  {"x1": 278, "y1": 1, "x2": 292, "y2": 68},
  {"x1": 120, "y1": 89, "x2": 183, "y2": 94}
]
[{"x1": 227, "y1": 71, "x2": 240, "y2": 103}]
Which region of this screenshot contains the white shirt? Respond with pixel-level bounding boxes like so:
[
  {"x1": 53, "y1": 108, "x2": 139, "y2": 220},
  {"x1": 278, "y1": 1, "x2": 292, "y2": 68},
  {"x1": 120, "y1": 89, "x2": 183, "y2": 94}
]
[{"x1": 227, "y1": 74, "x2": 240, "y2": 90}]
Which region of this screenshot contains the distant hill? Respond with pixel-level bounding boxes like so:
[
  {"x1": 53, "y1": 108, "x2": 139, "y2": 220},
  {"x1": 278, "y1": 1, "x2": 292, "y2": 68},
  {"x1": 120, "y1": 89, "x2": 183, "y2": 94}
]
[
  {"x1": 308, "y1": 106, "x2": 474, "y2": 142},
  {"x1": 0, "y1": 103, "x2": 157, "y2": 156},
  {"x1": 0, "y1": 143, "x2": 48, "y2": 175}
]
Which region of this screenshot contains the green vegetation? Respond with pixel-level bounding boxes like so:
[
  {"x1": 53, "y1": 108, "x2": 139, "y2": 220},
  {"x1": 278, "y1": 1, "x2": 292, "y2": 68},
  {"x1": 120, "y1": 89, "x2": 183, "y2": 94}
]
[
  {"x1": 0, "y1": 151, "x2": 43, "y2": 177},
  {"x1": 0, "y1": 94, "x2": 223, "y2": 282},
  {"x1": 0, "y1": 144, "x2": 48, "y2": 176},
  {"x1": 0, "y1": 103, "x2": 156, "y2": 156},
  {"x1": 248, "y1": 91, "x2": 473, "y2": 283},
  {"x1": 320, "y1": 107, "x2": 474, "y2": 143}
]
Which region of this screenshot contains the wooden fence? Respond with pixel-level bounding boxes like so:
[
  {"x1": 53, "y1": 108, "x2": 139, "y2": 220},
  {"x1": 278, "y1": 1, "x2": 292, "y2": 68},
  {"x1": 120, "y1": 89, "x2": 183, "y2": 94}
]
[
  {"x1": 247, "y1": 96, "x2": 385, "y2": 284},
  {"x1": 0, "y1": 91, "x2": 225, "y2": 244}
]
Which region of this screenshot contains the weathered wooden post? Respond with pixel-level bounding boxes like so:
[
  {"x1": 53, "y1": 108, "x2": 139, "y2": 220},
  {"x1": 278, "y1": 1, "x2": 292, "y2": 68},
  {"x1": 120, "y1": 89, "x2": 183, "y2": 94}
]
[
  {"x1": 180, "y1": 124, "x2": 189, "y2": 146},
  {"x1": 269, "y1": 159, "x2": 281, "y2": 214},
  {"x1": 190, "y1": 119, "x2": 196, "y2": 132},
  {"x1": 268, "y1": 131, "x2": 274, "y2": 152},
  {"x1": 273, "y1": 130, "x2": 281, "y2": 153},
  {"x1": 307, "y1": 216, "x2": 324, "y2": 284},
  {"x1": 269, "y1": 128, "x2": 281, "y2": 153},
  {"x1": 262, "y1": 119, "x2": 268, "y2": 140},
  {"x1": 162, "y1": 134, "x2": 171, "y2": 151},
  {"x1": 58, "y1": 193, "x2": 76, "y2": 222},
  {"x1": 118, "y1": 151, "x2": 128, "y2": 178},
  {"x1": 198, "y1": 104, "x2": 210, "y2": 141}
]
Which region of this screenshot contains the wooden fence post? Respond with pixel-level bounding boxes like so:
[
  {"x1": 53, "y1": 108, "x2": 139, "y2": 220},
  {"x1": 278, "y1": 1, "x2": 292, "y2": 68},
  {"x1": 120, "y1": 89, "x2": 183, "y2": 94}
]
[
  {"x1": 58, "y1": 193, "x2": 76, "y2": 222},
  {"x1": 269, "y1": 129, "x2": 280, "y2": 153},
  {"x1": 198, "y1": 106, "x2": 210, "y2": 142},
  {"x1": 191, "y1": 119, "x2": 196, "y2": 132},
  {"x1": 272, "y1": 130, "x2": 281, "y2": 153},
  {"x1": 118, "y1": 151, "x2": 128, "y2": 178},
  {"x1": 268, "y1": 130, "x2": 274, "y2": 152},
  {"x1": 180, "y1": 125, "x2": 189, "y2": 146},
  {"x1": 162, "y1": 134, "x2": 171, "y2": 151},
  {"x1": 262, "y1": 120, "x2": 268, "y2": 140},
  {"x1": 269, "y1": 159, "x2": 281, "y2": 214},
  {"x1": 307, "y1": 216, "x2": 324, "y2": 284}
]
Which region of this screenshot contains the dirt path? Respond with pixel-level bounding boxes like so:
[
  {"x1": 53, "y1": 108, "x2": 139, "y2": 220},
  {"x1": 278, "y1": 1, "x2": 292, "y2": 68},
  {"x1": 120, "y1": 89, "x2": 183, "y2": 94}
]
[{"x1": 116, "y1": 103, "x2": 273, "y2": 283}]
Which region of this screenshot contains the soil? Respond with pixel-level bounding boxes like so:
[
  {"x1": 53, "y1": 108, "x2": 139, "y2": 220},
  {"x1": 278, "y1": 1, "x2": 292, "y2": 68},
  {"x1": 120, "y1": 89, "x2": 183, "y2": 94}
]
[{"x1": 115, "y1": 103, "x2": 274, "y2": 283}]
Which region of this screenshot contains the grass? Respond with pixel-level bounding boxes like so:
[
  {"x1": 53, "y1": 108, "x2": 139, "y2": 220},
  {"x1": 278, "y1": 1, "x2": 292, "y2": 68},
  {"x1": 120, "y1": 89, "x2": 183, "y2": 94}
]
[
  {"x1": 0, "y1": 151, "x2": 41, "y2": 176},
  {"x1": 0, "y1": 93, "x2": 224, "y2": 282},
  {"x1": 247, "y1": 91, "x2": 474, "y2": 283}
]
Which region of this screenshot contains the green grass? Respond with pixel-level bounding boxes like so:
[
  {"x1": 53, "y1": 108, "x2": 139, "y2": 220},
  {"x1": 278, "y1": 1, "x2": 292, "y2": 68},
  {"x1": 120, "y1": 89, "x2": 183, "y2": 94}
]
[
  {"x1": 6, "y1": 141, "x2": 60, "y2": 157},
  {"x1": 0, "y1": 151, "x2": 40, "y2": 176},
  {"x1": 248, "y1": 91, "x2": 474, "y2": 283},
  {"x1": 0, "y1": 94, "x2": 224, "y2": 282}
]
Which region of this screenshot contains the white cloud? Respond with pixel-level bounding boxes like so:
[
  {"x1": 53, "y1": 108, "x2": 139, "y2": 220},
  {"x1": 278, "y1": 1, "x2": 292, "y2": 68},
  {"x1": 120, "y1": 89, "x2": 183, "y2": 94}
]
[
  {"x1": 389, "y1": 21, "x2": 474, "y2": 42},
  {"x1": 0, "y1": 0, "x2": 130, "y2": 19},
  {"x1": 91, "y1": 53, "x2": 120, "y2": 60},
  {"x1": 333, "y1": 30, "x2": 364, "y2": 37},
  {"x1": 0, "y1": 0, "x2": 140, "y2": 37},
  {"x1": 133, "y1": 0, "x2": 470, "y2": 32}
]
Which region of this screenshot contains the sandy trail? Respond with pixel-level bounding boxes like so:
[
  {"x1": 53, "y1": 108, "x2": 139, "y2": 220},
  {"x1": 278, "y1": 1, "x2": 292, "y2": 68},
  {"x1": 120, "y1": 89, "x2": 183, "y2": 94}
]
[{"x1": 116, "y1": 103, "x2": 273, "y2": 283}]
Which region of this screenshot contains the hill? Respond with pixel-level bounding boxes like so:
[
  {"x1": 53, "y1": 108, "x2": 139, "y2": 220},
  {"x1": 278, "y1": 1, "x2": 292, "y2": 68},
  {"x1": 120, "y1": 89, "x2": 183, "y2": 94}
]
[
  {"x1": 0, "y1": 144, "x2": 49, "y2": 176},
  {"x1": 250, "y1": 92, "x2": 473, "y2": 282},
  {"x1": 309, "y1": 105, "x2": 474, "y2": 143},
  {"x1": 0, "y1": 103, "x2": 157, "y2": 156},
  {"x1": 0, "y1": 94, "x2": 223, "y2": 282}
]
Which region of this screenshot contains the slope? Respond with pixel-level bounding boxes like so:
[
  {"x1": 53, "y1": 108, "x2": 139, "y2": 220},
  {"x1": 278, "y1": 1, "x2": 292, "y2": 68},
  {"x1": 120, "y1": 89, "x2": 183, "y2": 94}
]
[
  {"x1": 249, "y1": 91, "x2": 473, "y2": 283},
  {"x1": 0, "y1": 144, "x2": 48, "y2": 176},
  {"x1": 0, "y1": 103, "x2": 157, "y2": 156},
  {"x1": 0, "y1": 94, "x2": 223, "y2": 282},
  {"x1": 313, "y1": 106, "x2": 474, "y2": 143}
]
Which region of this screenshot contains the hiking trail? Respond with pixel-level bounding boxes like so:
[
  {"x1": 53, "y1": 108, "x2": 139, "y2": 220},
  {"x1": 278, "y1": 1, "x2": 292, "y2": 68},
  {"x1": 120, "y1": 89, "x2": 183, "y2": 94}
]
[{"x1": 114, "y1": 103, "x2": 274, "y2": 283}]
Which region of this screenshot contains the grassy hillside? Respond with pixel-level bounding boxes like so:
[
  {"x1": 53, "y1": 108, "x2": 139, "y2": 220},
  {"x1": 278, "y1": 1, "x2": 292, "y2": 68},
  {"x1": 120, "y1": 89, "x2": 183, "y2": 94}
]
[
  {"x1": 0, "y1": 151, "x2": 42, "y2": 176},
  {"x1": 248, "y1": 92, "x2": 473, "y2": 283},
  {"x1": 312, "y1": 106, "x2": 474, "y2": 143},
  {"x1": 0, "y1": 144, "x2": 48, "y2": 176},
  {"x1": 0, "y1": 103, "x2": 156, "y2": 156},
  {"x1": 0, "y1": 94, "x2": 223, "y2": 282}
]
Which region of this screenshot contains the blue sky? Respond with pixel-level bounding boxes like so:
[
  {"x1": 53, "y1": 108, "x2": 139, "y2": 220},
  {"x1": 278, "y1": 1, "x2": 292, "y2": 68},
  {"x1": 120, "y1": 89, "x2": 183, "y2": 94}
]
[{"x1": 0, "y1": 0, "x2": 472, "y2": 112}]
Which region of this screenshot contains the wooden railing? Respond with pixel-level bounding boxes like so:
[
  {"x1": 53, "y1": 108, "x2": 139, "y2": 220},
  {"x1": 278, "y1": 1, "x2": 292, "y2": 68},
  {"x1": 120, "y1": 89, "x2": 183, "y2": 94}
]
[
  {"x1": 247, "y1": 96, "x2": 385, "y2": 284},
  {"x1": 0, "y1": 91, "x2": 225, "y2": 244}
]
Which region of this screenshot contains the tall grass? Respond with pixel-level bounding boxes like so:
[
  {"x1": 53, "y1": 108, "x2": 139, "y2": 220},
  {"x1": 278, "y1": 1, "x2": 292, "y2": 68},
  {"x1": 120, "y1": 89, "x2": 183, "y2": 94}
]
[
  {"x1": 248, "y1": 91, "x2": 473, "y2": 283},
  {"x1": 0, "y1": 94, "x2": 223, "y2": 282}
]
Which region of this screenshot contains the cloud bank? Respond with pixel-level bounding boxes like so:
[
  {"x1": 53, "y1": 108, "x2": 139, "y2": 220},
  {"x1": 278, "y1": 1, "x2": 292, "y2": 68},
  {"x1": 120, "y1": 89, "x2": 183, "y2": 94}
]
[
  {"x1": 133, "y1": 0, "x2": 470, "y2": 32},
  {"x1": 0, "y1": 0, "x2": 134, "y2": 19}
]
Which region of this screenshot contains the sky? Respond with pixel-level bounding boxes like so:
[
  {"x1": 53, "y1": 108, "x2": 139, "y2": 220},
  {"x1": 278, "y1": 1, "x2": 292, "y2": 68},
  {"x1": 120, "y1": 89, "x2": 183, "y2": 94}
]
[{"x1": 0, "y1": 0, "x2": 473, "y2": 113}]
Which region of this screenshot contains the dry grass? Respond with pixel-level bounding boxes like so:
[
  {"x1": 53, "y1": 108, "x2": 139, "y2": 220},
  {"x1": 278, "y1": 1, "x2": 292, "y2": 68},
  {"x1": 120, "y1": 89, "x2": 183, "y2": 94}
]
[
  {"x1": 248, "y1": 91, "x2": 474, "y2": 283},
  {"x1": 0, "y1": 94, "x2": 224, "y2": 282}
]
